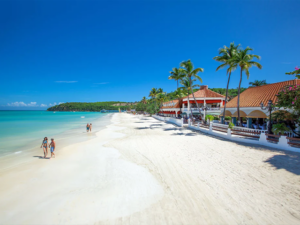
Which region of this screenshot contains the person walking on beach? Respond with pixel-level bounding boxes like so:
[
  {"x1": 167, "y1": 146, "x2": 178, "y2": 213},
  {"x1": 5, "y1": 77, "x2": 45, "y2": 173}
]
[
  {"x1": 86, "y1": 123, "x2": 90, "y2": 132},
  {"x1": 49, "y1": 138, "x2": 56, "y2": 158},
  {"x1": 40, "y1": 137, "x2": 48, "y2": 158},
  {"x1": 89, "y1": 123, "x2": 92, "y2": 132}
]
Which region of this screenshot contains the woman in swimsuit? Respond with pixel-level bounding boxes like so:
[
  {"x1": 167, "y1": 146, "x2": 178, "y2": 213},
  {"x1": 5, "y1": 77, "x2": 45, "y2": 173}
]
[
  {"x1": 40, "y1": 137, "x2": 48, "y2": 158},
  {"x1": 86, "y1": 123, "x2": 90, "y2": 132}
]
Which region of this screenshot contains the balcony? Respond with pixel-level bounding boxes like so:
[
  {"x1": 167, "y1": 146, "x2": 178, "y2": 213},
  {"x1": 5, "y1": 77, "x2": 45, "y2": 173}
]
[{"x1": 181, "y1": 107, "x2": 221, "y2": 113}]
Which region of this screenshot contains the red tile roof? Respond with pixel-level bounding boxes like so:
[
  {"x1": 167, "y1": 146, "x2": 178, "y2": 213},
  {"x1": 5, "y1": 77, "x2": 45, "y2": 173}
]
[
  {"x1": 224, "y1": 79, "x2": 300, "y2": 108},
  {"x1": 185, "y1": 85, "x2": 226, "y2": 98},
  {"x1": 161, "y1": 99, "x2": 182, "y2": 109}
]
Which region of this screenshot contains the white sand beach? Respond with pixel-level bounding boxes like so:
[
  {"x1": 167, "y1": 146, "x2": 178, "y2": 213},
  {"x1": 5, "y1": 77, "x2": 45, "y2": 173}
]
[{"x1": 0, "y1": 113, "x2": 300, "y2": 224}]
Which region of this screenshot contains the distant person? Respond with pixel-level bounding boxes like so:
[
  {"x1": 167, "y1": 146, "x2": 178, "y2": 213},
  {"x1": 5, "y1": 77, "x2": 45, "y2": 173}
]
[
  {"x1": 89, "y1": 123, "x2": 92, "y2": 132},
  {"x1": 40, "y1": 137, "x2": 48, "y2": 158},
  {"x1": 49, "y1": 138, "x2": 56, "y2": 158},
  {"x1": 86, "y1": 123, "x2": 90, "y2": 132}
]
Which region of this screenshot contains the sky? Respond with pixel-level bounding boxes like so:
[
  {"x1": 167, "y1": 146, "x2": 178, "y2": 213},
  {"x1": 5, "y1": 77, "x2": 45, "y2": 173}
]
[{"x1": 0, "y1": 0, "x2": 299, "y2": 110}]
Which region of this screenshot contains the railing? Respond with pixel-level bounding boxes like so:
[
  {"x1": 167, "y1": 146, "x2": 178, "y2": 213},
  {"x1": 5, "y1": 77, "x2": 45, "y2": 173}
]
[
  {"x1": 181, "y1": 107, "x2": 221, "y2": 112},
  {"x1": 213, "y1": 123, "x2": 229, "y2": 129},
  {"x1": 153, "y1": 116, "x2": 300, "y2": 152},
  {"x1": 287, "y1": 137, "x2": 300, "y2": 147},
  {"x1": 265, "y1": 134, "x2": 280, "y2": 143},
  {"x1": 232, "y1": 126, "x2": 266, "y2": 134}
]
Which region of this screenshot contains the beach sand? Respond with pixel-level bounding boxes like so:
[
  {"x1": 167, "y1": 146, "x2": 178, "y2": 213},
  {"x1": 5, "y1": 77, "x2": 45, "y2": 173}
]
[{"x1": 0, "y1": 113, "x2": 300, "y2": 224}]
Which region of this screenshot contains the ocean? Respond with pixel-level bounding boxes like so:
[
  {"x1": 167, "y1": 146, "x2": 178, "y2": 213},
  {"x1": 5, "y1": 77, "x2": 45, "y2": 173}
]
[{"x1": 0, "y1": 110, "x2": 112, "y2": 157}]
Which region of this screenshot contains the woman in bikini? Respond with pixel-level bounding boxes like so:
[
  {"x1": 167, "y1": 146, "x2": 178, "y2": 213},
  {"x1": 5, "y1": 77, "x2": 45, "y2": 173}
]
[
  {"x1": 86, "y1": 123, "x2": 90, "y2": 132},
  {"x1": 40, "y1": 137, "x2": 48, "y2": 158}
]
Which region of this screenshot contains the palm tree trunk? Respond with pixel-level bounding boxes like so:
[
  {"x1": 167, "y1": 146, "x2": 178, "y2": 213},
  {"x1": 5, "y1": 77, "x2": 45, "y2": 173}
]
[
  {"x1": 187, "y1": 94, "x2": 194, "y2": 119},
  {"x1": 237, "y1": 68, "x2": 243, "y2": 126},
  {"x1": 189, "y1": 77, "x2": 202, "y2": 116},
  {"x1": 222, "y1": 72, "x2": 231, "y2": 124}
]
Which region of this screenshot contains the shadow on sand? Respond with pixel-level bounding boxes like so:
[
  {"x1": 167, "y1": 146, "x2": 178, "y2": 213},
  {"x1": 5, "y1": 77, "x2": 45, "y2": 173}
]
[
  {"x1": 160, "y1": 122, "x2": 300, "y2": 175},
  {"x1": 33, "y1": 156, "x2": 50, "y2": 159},
  {"x1": 264, "y1": 153, "x2": 300, "y2": 175}
]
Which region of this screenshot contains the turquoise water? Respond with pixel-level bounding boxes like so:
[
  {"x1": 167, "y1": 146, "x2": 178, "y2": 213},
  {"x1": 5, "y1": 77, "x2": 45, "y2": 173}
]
[{"x1": 0, "y1": 111, "x2": 109, "y2": 156}]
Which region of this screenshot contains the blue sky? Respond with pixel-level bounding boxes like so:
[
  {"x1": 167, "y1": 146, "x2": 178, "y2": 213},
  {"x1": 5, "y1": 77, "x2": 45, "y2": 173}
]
[{"x1": 0, "y1": 0, "x2": 299, "y2": 110}]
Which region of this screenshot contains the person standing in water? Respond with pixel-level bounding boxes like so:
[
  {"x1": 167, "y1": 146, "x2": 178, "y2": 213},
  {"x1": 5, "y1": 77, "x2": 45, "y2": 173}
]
[
  {"x1": 89, "y1": 123, "x2": 92, "y2": 132},
  {"x1": 86, "y1": 123, "x2": 90, "y2": 132},
  {"x1": 40, "y1": 137, "x2": 48, "y2": 158},
  {"x1": 49, "y1": 138, "x2": 56, "y2": 158}
]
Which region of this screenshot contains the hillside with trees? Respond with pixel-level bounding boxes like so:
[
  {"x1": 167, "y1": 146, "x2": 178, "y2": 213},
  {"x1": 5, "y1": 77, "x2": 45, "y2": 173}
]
[{"x1": 47, "y1": 101, "x2": 131, "y2": 111}]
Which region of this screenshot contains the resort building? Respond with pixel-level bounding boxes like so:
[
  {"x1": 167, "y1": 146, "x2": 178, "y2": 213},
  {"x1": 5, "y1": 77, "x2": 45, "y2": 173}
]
[
  {"x1": 182, "y1": 85, "x2": 226, "y2": 118},
  {"x1": 220, "y1": 79, "x2": 299, "y2": 128},
  {"x1": 158, "y1": 99, "x2": 182, "y2": 117},
  {"x1": 159, "y1": 85, "x2": 226, "y2": 118}
]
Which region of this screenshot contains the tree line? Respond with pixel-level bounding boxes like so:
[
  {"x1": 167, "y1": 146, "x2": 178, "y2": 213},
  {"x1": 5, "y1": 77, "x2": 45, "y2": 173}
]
[{"x1": 47, "y1": 101, "x2": 133, "y2": 111}]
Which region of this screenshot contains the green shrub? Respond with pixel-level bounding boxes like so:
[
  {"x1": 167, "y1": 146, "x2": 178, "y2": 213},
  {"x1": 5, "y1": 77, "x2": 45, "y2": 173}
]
[
  {"x1": 225, "y1": 116, "x2": 231, "y2": 121},
  {"x1": 272, "y1": 123, "x2": 291, "y2": 135},
  {"x1": 228, "y1": 122, "x2": 234, "y2": 129},
  {"x1": 213, "y1": 116, "x2": 220, "y2": 120},
  {"x1": 205, "y1": 115, "x2": 214, "y2": 122}
]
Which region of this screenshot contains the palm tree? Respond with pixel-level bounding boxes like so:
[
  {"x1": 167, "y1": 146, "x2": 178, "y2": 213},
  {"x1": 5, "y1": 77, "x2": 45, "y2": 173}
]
[
  {"x1": 249, "y1": 80, "x2": 267, "y2": 87},
  {"x1": 213, "y1": 42, "x2": 240, "y2": 124},
  {"x1": 179, "y1": 77, "x2": 200, "y2": 118},
  {"x1": 149, "y1": 88, "x2": 158, "y2": 111},
  {"x1": 169, "y1": 68, "x2": 185, "y2": 90},
  {"x1": 230, "y1": 47, "x2": 262, "y2": 125},
  {"x1": 169, "y1": 68, "x2": 185, "y2": 110},
  {"x1": 173, "y1": 88, "x2": 186, "y2": 99},
  {"x1": 156, "y1": 93, "x2": 169, "y2": 111},
  {"x1": 180, "y1": 60, "x2": 204, "y2": 116},
  {"x1": 141, "y1": 96, "x2": 147, "y2": 104},
  {"x1": 157, "y1": 88, "x2": 164, "y2": 93}
]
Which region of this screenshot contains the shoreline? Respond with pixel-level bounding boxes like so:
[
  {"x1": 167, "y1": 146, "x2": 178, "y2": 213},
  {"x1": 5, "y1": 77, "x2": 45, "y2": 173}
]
[
  {"x1": 0, "y1": 113, "x2": 164, "y2": 224},
  {"x1": 0, "y1": 113, "x2": 113, "y2": 171}
]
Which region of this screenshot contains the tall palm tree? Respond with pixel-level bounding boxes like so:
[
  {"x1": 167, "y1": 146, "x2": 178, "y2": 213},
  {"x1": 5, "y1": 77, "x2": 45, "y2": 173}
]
[
  {"x1": 180, "y1": 60, "x2": 204, "y2": 116},
  {"x1": 149, "y1": 88, "x2": 158, "y2": 111},
  {"x1": 141, "y1": 96, "x2": 147, "y2": 104},
  {"x1": 156, "y1": 93, "x2": 169, "y2": 111},
  {"x1": 173, "y1": 88, "x2": 186, "y2": 99},
  {"x1": 249, "y1": 80, "x2": 267, "y2": 87},
  {"x1": 169, "y1": 68, "x2": 185, "y2": 90},
  {"x1": 169, "y1": 68, "x2": 185, "y2": 110},
  {"x1": 157, "y1": 88, "x2": 164, "y2": 93},
  {"x1": 213, "y1": 42, "x2": 240, "y2": 124},
  {"x1": 230, "y1": 47, "x2": 262, "y2": 125},
  {"x1": 179, "y1": 77, "x2": 200, "y2": 118}
]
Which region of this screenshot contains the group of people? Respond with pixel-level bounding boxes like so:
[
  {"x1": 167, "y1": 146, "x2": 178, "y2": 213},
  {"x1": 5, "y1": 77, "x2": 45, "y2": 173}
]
[
  {"x1": 86, "y1": 123, "x2": 92, "y2": 132},
  {"x1": 40, "y1": 137, "x2": 56, "y2": 159}
]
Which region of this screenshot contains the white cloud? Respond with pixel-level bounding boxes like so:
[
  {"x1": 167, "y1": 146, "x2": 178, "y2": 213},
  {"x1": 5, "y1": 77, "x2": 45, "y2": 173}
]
[
  {"x1": 7, "y1": 102, "x2": 27, "y2": 107},
  {"x1": 7, "y1": 102, "x2": 38, "y2": 107},
  {"x1": 94, "y1": 82, "x2": 109, "y2": 85},
  {"x1": 28, "y1": 102, "x2": 37, "y2": 106},
  {"x1": 40, "y1": 104, "x2": 47, "y2": 107},
  {"x1": 54, "y1": 102, "x2": 57, "y2": 105},
  {"x1": 55, "y1": 81, "x2": 78, "y2": 83},
  {"x1": 58, "y1": 102, "x2": 64, "y2": 105}
]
